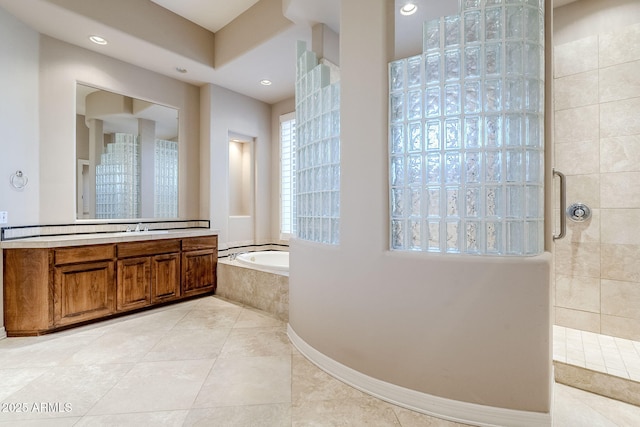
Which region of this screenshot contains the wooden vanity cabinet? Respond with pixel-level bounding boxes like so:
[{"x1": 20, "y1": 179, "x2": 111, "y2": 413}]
[
  {"x1": 116, "y1": 239, "x2": 181, "y2": 311},
  {"x1": 182, "y1": 236, "x2": 218, "y2": 296},
  {"x1": 3, "y1": 234, "x2": 217, "y2": 336},
  {"x1": 3, "y1": 245, "x2": 118, "y2": 334}
]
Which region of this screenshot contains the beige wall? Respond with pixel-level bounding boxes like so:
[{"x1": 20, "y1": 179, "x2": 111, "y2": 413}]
[
  {"x1": 0, "y1": 7, "x2": 40, "y2": 228},
  {"x1": 201, "y1": 84, "x2": 273, "y2": 249},
  {"x1": 553, "y1": 21, "x2": 640, "y2": 340},
  {"x1": 289, "y1": 0, "x2": 552, "y2": 418},
  {"x1": 0, "y1": 6, "x2": 40, "y2": 337}
]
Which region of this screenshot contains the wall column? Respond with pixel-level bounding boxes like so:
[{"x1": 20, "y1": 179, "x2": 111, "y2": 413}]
[
  {"x1": 139, "y1": 118, "x2": 156, "y2": 218},
  {"x1": 87, "y1": 118, "x2": 104, "y2": 218}
]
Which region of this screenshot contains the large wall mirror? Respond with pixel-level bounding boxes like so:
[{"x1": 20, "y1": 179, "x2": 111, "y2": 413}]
[{"x1": 76, "y1": 83, "x2": 179, "y2": 219}]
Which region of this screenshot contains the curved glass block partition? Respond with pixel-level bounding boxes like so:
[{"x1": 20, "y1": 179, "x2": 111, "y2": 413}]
[
  {"x1": 390, "y1": 0, "x2": 544, "y2": 255},
  {"x1": 295, "y1": 41, "x2": 341, "y2": 244}
]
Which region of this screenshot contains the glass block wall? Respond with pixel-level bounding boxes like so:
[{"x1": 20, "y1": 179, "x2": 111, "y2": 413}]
[
  {"x1": 389, "y1": 0, "x2": 544, "y2": 255},
  {"x1": 295, "y1": 41, "x2": 341, "y2": 244},
  {"x1": 96, "y1": 135, "x2": 178, "y2": 219},
  {"x1": 154, "y1": 139, "x2": 178, "y2": 218},
  {"x1": 96, "y1": 133, "x2": 141, "y2": 219}
]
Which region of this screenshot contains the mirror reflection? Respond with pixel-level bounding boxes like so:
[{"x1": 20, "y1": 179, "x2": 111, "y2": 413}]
[{"x1": 76, "y1": 84, "x2": 179, "y2": 219}]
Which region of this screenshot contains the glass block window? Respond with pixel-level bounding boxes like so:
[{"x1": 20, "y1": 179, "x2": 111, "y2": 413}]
[
  {"x1": 280, "y1": 112, "x2": 296, "y2": 239},
  {"x1": 295, "y1": 41, "x2": 341, "y2": 245},
  {"x1": 390, "y1": 0, "x2": 544, "y2": 255}
]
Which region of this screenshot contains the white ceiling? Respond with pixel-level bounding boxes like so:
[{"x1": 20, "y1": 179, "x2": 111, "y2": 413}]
[
  {"x1": 149, "y1": 0, "x2": 261, "y2": 32},
  {"x1": 1, "y1": 0, "x2": 578, "y2": 105}
]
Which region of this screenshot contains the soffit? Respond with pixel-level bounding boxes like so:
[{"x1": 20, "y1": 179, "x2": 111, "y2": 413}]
[{"x1": 149, "y1": 0, "x2": 261, "y2": 32}]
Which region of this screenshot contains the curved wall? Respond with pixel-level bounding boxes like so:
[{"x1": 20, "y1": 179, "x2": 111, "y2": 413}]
[{"x1": 288, "y1": 0, "x2": 552, "y2": 424}]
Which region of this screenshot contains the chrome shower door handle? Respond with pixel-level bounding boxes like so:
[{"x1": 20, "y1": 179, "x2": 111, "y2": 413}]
[{"x1": 553, "y1": 169, "x2": 566, "y2": 241}]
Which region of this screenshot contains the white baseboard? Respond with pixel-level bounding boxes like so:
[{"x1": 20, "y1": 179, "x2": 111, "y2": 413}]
[
  {"x1": 288, "y1": 325, "x2": 551, "y2": 427},
  {"x1": 0, "y1": 327, "x2": 6, "y2": 340}
]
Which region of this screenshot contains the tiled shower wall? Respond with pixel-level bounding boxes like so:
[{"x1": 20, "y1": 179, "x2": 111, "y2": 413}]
[{"x1": 553, "y1": 22, "x2": 640, "y2": 341}]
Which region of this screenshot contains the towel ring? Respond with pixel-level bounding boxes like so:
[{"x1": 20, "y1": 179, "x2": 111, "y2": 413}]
[{"x1": 10, "y1": 170, "x2": 28, "y2": 190}]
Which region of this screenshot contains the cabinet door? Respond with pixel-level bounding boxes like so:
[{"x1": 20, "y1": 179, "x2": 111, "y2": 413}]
[
  {"x1": 117, "y1": 257, "x2": 151, "y2": 311},
  {"x1": 181, "y1": 249, "x2": 216, "y2": 296},
  {"x1": 151, "y1": 253, "x2": 181, "y2": 303},
  {"x1": 53, "y1": 261, "x2": 116, "y2": 326}
]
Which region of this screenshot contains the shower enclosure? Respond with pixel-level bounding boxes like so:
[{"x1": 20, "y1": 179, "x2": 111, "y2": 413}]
[{"x1": 553, "y1": 14, "x2": 640, "y2": 342}]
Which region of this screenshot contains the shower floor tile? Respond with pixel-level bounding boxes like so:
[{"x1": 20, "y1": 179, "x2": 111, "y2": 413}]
[{"x1": 553, "y1": 325, "x2": 640, "y2": 381}]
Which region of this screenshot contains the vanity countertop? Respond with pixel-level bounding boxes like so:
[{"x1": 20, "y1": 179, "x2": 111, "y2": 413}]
[{"x1": 1, "y1": 229, "x2": 219, "y2": 249}]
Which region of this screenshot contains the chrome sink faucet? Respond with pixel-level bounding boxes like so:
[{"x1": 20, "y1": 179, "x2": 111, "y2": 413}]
[{"x1": 135, "y1": 223, "x2": 142, "y2": 232}]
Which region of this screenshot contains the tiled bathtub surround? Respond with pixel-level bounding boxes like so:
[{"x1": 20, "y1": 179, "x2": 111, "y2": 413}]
[
  {"x1": 553, "y1": 22, "x2": 640, "y2": 341},
  {"x1": 217, "y1": 259, "x2": 289, "y2": 322}
]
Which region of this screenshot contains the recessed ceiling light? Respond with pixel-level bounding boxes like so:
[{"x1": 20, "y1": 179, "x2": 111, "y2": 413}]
[
  {"x1": 89, "y1": 35, "x2": 108, "y2": 45},
  {"x1": 176, "y1": 67, "x2": 187, "y2": 73},
  {"x1": 400, "y1": 2, "x2": 418, "y2": 16},
  {"x1": 260, "y1": 79, "x2": 272, "y2": 86}
]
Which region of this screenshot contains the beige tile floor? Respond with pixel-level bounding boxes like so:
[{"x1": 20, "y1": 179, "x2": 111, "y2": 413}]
[{"x1": 0, "y1": 296, "x2": 638, "y2": 426}]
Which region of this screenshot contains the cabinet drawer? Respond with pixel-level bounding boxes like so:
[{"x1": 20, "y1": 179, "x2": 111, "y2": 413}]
[
  {"x1": 182, "y1": 236, "x2": 217, "y2": 251},
  {"x1": 54, "y1": 245, "x2": 115, "y2": 265},
  {"x1": 117, "y1": 239, "x2": 181, "y2": 258}
]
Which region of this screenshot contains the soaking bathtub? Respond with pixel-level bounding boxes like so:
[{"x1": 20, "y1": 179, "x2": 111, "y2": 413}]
[{"x1": 236, "y1": 251, "x2": 289, "y2": 273}]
